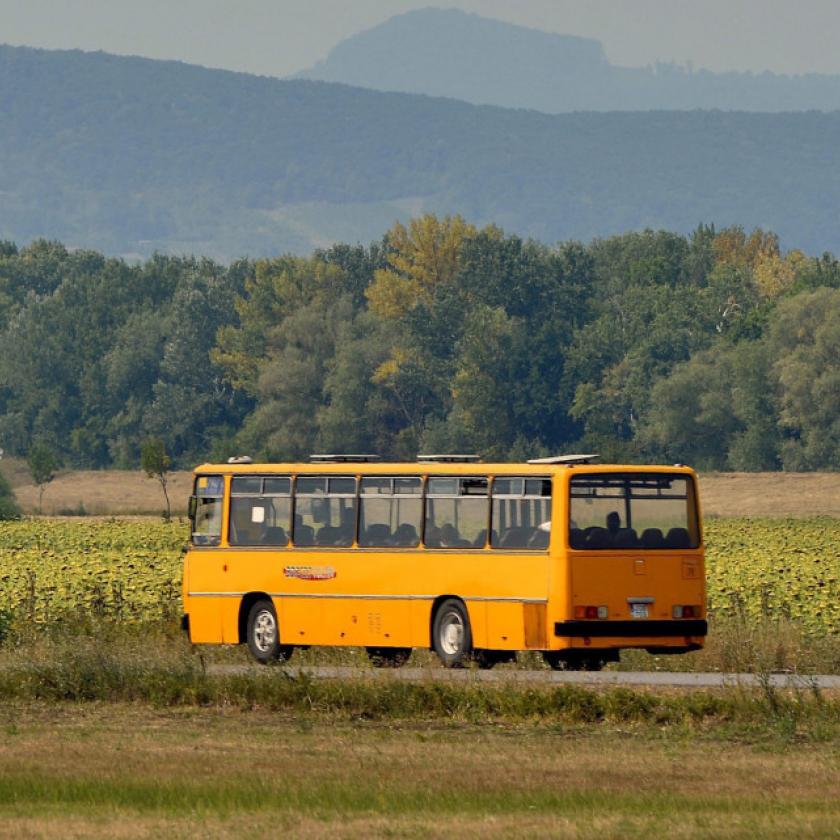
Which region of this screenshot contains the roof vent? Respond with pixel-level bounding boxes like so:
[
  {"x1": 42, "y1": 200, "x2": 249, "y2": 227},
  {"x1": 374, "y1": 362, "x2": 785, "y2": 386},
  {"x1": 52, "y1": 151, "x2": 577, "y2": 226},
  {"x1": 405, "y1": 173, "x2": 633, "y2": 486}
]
[
  {"x1": 227, "y1": 455, "x2": 253, "y2": 465},
  {"x1": 526, "y1": 454, "x2": 600, "y2": 465},
  {"x1": 416, "y1": 454, "x2": 481, "y2": 463},
  {"x1": 309, "y1": 454, "x2": 381, "y2": 463}
]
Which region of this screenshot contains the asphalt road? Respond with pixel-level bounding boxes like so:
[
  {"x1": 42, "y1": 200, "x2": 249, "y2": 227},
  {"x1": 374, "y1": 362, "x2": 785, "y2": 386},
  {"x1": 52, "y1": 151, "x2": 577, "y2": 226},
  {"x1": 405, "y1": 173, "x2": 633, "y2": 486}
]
[{"x1": 207, "y1": 664, "x2": 840, "y2": 689}]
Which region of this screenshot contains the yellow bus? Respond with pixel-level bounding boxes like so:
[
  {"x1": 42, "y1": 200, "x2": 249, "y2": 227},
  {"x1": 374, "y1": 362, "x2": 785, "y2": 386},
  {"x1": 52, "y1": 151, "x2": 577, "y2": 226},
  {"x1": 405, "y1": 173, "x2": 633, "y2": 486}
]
[{"x1": 183, "y1": 454, "x2": 706, "y2": 670}]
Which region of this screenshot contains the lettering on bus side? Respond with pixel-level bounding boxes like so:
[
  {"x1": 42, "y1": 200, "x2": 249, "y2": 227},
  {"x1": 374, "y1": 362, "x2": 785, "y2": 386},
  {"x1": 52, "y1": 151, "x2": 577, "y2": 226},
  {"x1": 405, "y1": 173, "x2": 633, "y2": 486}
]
[{"x1": 283, "y1": 565, "x2": 337, "y2": 580}]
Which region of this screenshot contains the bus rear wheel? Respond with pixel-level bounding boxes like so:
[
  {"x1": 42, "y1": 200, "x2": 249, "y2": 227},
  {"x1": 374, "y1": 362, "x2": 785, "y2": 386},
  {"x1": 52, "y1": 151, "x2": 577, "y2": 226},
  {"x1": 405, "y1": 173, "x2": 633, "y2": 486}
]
[
  {"x1": 542, "y1": 651, "x2": 605, "y2": 671},
  {"x1": 432, "y1": 599, "x2": 472, "y2": 668},
  {"x1": 366, "y1": 647, "x2": 411, "y2": 668},
  {"x1": 246, "y1": 599, "x2": 294, "y2": 664}
]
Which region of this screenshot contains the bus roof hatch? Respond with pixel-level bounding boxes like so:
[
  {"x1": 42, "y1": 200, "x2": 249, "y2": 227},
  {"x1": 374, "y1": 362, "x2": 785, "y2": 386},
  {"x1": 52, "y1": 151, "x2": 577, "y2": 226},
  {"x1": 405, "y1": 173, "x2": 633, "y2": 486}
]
[{"x1": 526, "y1": 454, "x2": 600, "y2": 465}]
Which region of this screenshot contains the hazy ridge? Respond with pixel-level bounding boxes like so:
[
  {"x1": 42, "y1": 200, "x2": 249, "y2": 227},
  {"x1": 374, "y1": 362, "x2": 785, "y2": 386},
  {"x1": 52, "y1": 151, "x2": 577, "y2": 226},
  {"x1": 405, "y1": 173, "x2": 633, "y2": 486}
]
[
  {"x1": 2, "y1": 42, "x2": 840, "y2": 258},
  {"x1": 299, "y1": 8, "x2": 840, "y2": 113}
]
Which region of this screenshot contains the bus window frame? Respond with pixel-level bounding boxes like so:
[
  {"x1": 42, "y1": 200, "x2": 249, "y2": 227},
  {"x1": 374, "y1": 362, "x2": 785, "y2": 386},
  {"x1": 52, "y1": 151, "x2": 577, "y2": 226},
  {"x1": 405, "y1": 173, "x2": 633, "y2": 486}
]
[
  {"x1": 192, "y1": 474, "x2": 224, "y2": 547},
  {"x1": 424, "y1": 476, "x2": 490, "y2": 549},
  {"x1": 227, "y1": 474, "x2": 292, "y2": 547},
  {"x1": 292, "y1": 474, "x2": 359, "y2": 548},
  {"x1": 358, "y1": 475, "x2": 423, "y2": 547},
  {"x1": 489, "y1": 475, "x2": 551, "y2": 550}
]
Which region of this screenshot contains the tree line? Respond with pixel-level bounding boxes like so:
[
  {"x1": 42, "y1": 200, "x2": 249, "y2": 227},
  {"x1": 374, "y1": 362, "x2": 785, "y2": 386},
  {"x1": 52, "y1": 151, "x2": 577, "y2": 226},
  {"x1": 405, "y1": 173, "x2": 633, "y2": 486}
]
[{"x1": 1, "y1": 217, "x2": 840, "y2": 474}]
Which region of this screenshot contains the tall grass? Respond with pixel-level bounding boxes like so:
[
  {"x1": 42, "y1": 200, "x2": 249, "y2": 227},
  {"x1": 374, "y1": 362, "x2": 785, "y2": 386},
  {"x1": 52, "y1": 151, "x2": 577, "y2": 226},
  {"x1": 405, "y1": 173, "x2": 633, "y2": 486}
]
[
  {"x1": 0, "y1": 629, "x2": 836, "y2": 739},
  {"x1": 621, "y1": 614, "x2": 840, "y2": 675}
]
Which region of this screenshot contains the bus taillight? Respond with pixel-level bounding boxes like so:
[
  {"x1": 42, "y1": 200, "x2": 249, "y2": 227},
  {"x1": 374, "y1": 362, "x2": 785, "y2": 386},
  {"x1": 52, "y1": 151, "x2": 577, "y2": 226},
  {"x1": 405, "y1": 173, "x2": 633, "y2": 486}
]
[
  {"x1": 575, "y1": 605, "x2": 608, "y2": 619},
  {"x1": 672, "y1": 605, "x2": 701, "y2": 618}
]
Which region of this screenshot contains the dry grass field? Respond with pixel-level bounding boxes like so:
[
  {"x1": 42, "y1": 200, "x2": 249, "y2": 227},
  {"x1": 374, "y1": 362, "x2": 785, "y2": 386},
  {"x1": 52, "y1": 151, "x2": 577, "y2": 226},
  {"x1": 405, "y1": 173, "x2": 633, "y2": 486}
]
[
  {"x1": 700, "y1": 471, "x2": 840, "y2": 518},
  {"x1": 0, "y1": 705, "x2": 837, "y2": 838},
  {"x1": 0, "y1": 458, "x2": 195, "y2": 516},
  {"x1": 2, "y1": 457, "x2": 839, "y2": 517}
]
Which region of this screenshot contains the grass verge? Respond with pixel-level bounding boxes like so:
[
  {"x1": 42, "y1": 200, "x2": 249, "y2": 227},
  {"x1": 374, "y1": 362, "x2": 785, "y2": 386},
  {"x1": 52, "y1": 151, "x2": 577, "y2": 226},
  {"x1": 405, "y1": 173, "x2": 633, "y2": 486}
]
[
  {"x1": 0, "y1": 631, "x2": 836, "y2": 740},
  {"x1": 0, "y1": 705, "x2": 838, "y2": 838}
]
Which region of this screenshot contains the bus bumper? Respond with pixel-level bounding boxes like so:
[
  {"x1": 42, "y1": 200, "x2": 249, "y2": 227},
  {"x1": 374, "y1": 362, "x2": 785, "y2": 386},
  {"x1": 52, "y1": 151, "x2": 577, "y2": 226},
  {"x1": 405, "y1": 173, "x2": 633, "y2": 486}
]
[{"x1": 554, "y1": 619, "x2": 708, "y2": 638}]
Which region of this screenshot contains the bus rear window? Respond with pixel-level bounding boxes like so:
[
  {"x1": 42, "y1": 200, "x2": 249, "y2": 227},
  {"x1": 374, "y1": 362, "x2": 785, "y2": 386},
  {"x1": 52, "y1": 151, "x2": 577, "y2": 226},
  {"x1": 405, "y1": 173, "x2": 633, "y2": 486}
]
[{"x1": 569, "y1": 474, "x2": 699, "y2": 550}]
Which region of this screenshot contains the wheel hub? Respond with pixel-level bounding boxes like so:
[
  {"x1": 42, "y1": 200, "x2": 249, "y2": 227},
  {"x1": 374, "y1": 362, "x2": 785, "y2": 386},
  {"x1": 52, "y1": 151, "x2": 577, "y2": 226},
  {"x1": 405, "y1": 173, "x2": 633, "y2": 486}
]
[
  {"x1": 253, "y1": 610, "x2": 277, "y2": 652},
  {"x1": 439, "y1": 612, "x2": 464, "y2": 655}
]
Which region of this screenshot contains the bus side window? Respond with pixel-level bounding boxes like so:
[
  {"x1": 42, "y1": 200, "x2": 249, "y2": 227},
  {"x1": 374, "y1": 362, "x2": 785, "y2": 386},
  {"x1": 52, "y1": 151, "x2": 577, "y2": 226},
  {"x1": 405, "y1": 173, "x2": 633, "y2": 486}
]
[
  {"x1": 358, "y1": 477, "x2": 422, "y2": 547},
  {"x1": 229, "y1": 476, "x2": 291, "y2": 546},
  {"x1": 425, "y1": 477, "x2": 489, "y2": 548},
  {"x1": 491, "y1": 477, "x2": 551, "y2": 549},
  {"x1": 294, "y1": 476, "x2": 357, "y2": 547}
]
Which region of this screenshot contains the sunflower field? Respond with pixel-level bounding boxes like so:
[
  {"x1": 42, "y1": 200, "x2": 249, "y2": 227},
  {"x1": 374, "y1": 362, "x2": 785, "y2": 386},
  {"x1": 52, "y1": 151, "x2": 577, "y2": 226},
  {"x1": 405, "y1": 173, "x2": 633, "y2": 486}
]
[
  {"x1": 0, "y1": 519, "x2": 184, "y2": 628},
  {"x1": 704, "y1": 517, "x2": 840, "y2": 635},
  {"x1": 0, "y1": 517, "x2": 838, "y2": 635}
]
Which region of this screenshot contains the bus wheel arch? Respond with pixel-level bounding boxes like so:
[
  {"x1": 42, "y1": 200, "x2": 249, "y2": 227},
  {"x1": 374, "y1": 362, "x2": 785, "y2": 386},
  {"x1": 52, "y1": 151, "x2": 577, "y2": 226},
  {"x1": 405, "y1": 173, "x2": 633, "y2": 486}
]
[
  {"x1": 431, "y1": 596, "x2": 473, "y2": 668},
  {"x1": 239, "y1": 593, "x2": 294, "y2": 664}
]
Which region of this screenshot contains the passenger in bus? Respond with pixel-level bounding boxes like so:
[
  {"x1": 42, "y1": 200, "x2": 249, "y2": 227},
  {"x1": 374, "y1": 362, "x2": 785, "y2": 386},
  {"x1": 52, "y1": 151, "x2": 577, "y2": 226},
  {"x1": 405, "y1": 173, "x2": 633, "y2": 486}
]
[
  {"x1": 606, "y1": 511, "x2": 621, "y2": 537},
  {"x1": 392, "y1": 523, "x2": 419, "y2": 547},
  {"x1": 363, "y1": 523, "x2": 391, "y2": 546},
  {"x1": 440, "y1": 523, "x2": 469, "y2": 547}
]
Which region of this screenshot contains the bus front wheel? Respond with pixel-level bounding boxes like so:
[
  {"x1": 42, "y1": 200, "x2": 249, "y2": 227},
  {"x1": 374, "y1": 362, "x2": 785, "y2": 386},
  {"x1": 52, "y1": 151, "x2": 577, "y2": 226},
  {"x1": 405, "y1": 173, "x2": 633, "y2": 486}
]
[
  {"x1": 246, "y1": 599, "x2": 294, "y2": 664},
  {"x1": 432, "y1": 599, "x2": 473, "y2": 668}
]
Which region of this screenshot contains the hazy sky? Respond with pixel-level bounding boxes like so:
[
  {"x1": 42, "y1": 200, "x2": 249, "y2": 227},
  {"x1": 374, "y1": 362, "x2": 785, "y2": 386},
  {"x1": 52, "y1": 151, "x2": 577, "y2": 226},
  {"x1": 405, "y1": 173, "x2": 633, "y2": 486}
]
[{"x1": 2, "y1": 0, "x2": 839, "y2": 77}]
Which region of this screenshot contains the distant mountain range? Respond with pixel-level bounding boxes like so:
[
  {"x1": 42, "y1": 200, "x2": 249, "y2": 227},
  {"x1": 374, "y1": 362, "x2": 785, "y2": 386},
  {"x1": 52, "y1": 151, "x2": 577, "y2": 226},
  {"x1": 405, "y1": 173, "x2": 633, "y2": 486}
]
[
  {"x1": 299, "y1": 8, "x2": 840, "y2": 113},
  {"x1": 2, "y1": 43, "x2": 840, "y2": 259}
]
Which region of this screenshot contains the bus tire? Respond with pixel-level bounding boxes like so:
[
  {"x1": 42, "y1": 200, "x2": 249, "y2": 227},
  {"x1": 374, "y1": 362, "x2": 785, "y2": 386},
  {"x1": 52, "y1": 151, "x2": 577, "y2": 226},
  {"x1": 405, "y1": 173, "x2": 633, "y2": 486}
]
[
  {"x1": 246, "y1": 599, "x2": 293, "y2": 664},
  {"x1": 366, "y1": 647, "x2": 411, "y2": 668},
  {"x1": 432, "y1": 598, "x2": 473, "y2": 668}
]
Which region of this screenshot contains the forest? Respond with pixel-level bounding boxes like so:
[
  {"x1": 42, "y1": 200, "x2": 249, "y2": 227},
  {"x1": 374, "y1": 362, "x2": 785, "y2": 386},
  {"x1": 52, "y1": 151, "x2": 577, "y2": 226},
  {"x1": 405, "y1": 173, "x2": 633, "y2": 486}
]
[{"x1": 1, "y1": 216, "x2": 839, "y2": 472}]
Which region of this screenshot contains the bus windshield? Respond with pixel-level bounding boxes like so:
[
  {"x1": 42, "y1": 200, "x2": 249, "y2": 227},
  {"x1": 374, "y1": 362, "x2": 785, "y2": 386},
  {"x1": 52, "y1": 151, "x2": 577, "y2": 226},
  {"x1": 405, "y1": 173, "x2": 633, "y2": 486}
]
[{"x1": 569, "y1": 473, "x2": 699, "y2": 550}]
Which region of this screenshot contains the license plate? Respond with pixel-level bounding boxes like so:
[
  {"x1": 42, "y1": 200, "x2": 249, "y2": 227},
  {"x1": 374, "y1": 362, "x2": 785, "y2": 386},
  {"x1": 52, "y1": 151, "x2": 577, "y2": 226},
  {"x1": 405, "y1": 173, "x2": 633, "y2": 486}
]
[{"x1": 630, "y1": 603, "x2": 649, "y2": 619}]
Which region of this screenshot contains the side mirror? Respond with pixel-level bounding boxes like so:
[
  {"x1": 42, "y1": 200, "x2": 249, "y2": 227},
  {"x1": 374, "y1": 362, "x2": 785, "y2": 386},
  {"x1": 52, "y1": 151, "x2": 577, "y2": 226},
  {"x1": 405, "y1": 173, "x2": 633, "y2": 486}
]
[{"x1": 188, "y1": 495, "x2": 198, "y2": 522}]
